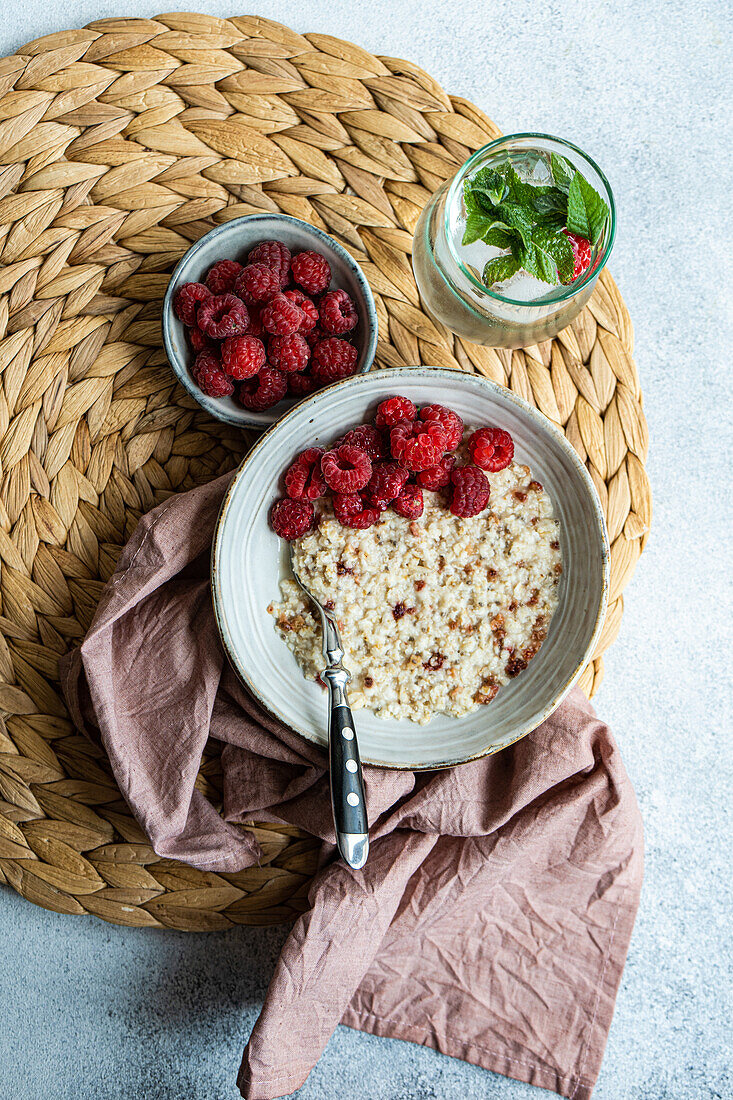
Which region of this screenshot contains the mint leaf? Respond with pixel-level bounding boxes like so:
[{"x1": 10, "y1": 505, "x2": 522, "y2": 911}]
[
  {"x1": 567, "y1": 172, "x2": 608, "y2": 245},
  {"x1": 462, "y1": 211, "x2": 494, "y2": 245},
  {"x1": 484, "y1": 226, "x2": 518, "y2": 250},
  {"x1": 518, "y1": 241, "x2": 557, "y2": 285},
  {"x1": 469, "y1": 166, "x2": 507, "y2": 207},
  {"x1": 533, "y1": 226, "x2": 575, "y2": 284},
  {"x1": 495, "y1": 202, "x2": 533, "y2": 248},
  {"x1": 550, "y1": 153, "x2": 575, "y2": 193},
  {"x1": 482, "y1": 255, "x2": 521, "y2": 286},
  {"x1": 530, "y1": 185, "x2": 567, "y2": 224}
]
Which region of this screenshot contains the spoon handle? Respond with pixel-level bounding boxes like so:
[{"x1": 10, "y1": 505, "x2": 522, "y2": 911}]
[{"x1": 321, "y1": 663, "x2": 368, "y2": 870}]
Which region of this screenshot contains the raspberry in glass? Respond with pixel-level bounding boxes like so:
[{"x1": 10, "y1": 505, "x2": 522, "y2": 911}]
[
  {"x1": 221, "y1": 335, "x2": 266, "y2": 379},
  {"x1": 333, "y1": 493, "x2": 380, "y2": 530},
  {"x1": 449, "y1": 465, "x2": 491, "y2": 517},
  {"x1": 319, "y1": 289, "x2": 358, "y2": 335},
  {"x1": 270, "y1": 498, "x2": 315, "y2": 540},
  {"x1": 283, "y1": 289, "x2": 319, "y2": 333},
  {"x1": 191, "y1": 350, "x2": 234, "y2": 398},
  {"x1": 562, "y1": 230, "x2": 592, "y2": 280},
  {"x1": 339, "y1": 424, "x2": 385, "y2": 462},
  {"x1": 419, "y1": 404, "x2": 464, "y2": 450},
  {"x1": 390, "y1": 421, "x2": 447, "y2": 472},
  {"x1": 416, "y1": 453, "x2": 456, "y2": 490},
  {"x1": 261, "y1": 293, "x2": 303, "y2": 336},
  {"x1": 291, "y1": 250, "x2": 331, "y2": 295},
  {"x1": 284, "y1": 447, "x2": 326, "y2": 501},
  {"x1": 321, "y1": 444, "x2": 372, "y2": 493},
  {"x1": 310, "y1": 338, "x2": 358, "y2": 383},
  {"x1": 247, "y1": 240, "x2": 291, "y2": 288},
  {"x1": 197, "y1": 293, "x2": 249, "y2": 339},
  {"x1": 205, "y1": 259, "x2": 243, "y2": 295},
  {"x1": 235, "y1": 263, "x2": 280, "y2": 306},
  {"x1": 173, "y1": 282, "x2": 211, "y2": 326},
  {"x1": 467, "y1": 427, "x2": 514, "y2": 471},
  {"x1": 237, "y1": 366, "x2": 287, "y2": 410},
  {"x1": 375, "y1": 396, "x2": 417, "y2": 430},
  {"x1": 392, "y1": 483, "x2": 424, "y2": 519},
  {"x1": 366, "y1": 462, "x2": 409, "y2": 509},
  {"x1": 267, "y1": 333, "x2": 310, "y2": 373}
]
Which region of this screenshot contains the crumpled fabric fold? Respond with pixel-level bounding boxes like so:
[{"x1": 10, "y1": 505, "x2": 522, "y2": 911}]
[{"x1": 60, "y1": 473, "x2": 643, "y2": 1100}]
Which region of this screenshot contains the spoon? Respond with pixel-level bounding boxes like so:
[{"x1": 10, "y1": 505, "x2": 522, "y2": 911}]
[{"x1": 289, "y1": 544, "x2": 369, "y2": 870}]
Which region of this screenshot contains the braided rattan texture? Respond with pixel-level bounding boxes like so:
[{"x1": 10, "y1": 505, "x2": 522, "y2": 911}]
[{"x1": 0, "y1": 15, "x2": 651, "y2": 929}]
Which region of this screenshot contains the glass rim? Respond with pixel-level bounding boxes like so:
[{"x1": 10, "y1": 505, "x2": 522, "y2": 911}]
[{"x1": 443, "y1": 132, "x2": 617, "y2": 307}]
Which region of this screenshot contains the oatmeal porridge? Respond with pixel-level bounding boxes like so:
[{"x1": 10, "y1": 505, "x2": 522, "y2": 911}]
[{"x1": 268, "y1": 458, "x2": 562, "y2": 724}]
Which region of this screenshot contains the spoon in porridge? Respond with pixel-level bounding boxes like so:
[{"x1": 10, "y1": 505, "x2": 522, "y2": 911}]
[{"x1": 288, "y1": 544, "x2": 369, "y2": 870}]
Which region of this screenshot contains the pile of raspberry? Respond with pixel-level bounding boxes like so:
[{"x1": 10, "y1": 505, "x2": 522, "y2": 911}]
[
  {"x1": 172, "y1": 240, "x2": 360, "y2": 410},
  {"x1": 270, "y1": 395, "x2": 516, "y2": 540}
]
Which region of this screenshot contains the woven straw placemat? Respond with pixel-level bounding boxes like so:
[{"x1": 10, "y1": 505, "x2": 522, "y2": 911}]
[{"x1": 0, "y1": 14, "x2": 650, "y2": 930}]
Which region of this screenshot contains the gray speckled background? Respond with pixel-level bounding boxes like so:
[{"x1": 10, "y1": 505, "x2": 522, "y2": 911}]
[{"x1": 0, "y1": 2, "x2": 731, "y2": 1098}]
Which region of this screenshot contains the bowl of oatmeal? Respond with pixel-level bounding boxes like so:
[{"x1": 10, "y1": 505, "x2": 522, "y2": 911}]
[{"x1": 212, "y1": 368, "x2": 609, "y2": 769}]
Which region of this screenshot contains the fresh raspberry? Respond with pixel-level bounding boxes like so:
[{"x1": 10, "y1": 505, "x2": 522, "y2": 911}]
[
  {"x1": 449, "y1": 465, "x2": 490, "y2": 517},
  {"x1": 247, "y1": 305, "x2": 264, "y2": 337},
  {"x1": 375, "y1": 396, "x2": 417, "y2": 430},
  {"x1": 319, "y1": 289, "x2": 358, "y2": 336},
  {"x1": 188, "y1": 326, "x2": 213, "y2": 353},
  {"x1": 562, "y1": 230, "x2": 592, "y2": 281},
  {"x1": 235, "y1": 263, "x2": 280, "y2": 306},
  {"x1": 366, "y1": 461, "x2": 409, "y2": 509},
  {"x1": 237, "y1": 366, "x2": 288, "y2": 411},
  {"x1": 261, "y1": 293, "x2": 303, "y2": 336},
  {"x1": 339, "y1": 425, "x2": 385, "y2": 462},
  {"x1": 333, "y1": 493, "x2": 380, "y2": 529},
  {"x1": 291, "y1": 250, "x2": 331, "y2": 295},
  {"x1": 284, "y1": 447, "x2": 327, "y2": 501},
  {"x1": 267, "y1": 333, "x2": 310, "y2": 373},
  {"x1": 248, "y1": 240, "x2": 291, "y2": 288},
  {"x1": 288, "y1": 372, "x2": 318, "y2": 396},
  {"x1": 392, "y1": 483, "x2": 424, "y2": 519},
  {"x1": 310, "y1": 338, "x2": 358, "y2": 383},
  {"x1": 205, "y1": 259, "x2": 243, "y2": 295},
  {"x1": 390, "y1": 421, "x2": 447, "y2": 472},
  {"x1": 321, "y1": 444, "x2": 372, "y2": 493},
  {"x1": 467, "y1": 427, "x2": 515, "y2": 471},
  {"x1": 173, "y1": 282, "x2": 211, "y2": 326},
  {"x1": 197, "y1": 293, "x2": 249, "y2": 339},
  {"x1": 416, "y1": 453, "x2": 456, "y2": 491},
  {"x1": 270, "y1": 497, "x2": 315, "y2": 540},
  {"x1": 221, "y1": 335, "x2": 266, "y2": 379},
  {"x1": 192, "y1": 350, "x2": 234, "y2": 398},
  {"x1": 419, "y1": 404, "x2": 463, "y2": 450},
  {"x1": 305, "y1": 325, "x2": 326, "y2": 348},
  {"x1": 283, "y1": 290, "x2": 319, "y2": 333}
]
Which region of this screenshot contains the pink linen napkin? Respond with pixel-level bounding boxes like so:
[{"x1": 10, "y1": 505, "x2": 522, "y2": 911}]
[{"x1": 60, "y1": 472, "x2": 643, "y2": 1100}]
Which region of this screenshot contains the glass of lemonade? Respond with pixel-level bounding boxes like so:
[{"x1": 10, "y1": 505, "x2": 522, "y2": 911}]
[{"x1": 411, "y1": 133, "x2": 616, "y2": 349}]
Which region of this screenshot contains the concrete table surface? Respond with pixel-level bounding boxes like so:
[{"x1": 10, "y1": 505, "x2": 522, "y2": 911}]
[{"x1": 0, "y1": 2, "x2": 730, "y2": 1098}]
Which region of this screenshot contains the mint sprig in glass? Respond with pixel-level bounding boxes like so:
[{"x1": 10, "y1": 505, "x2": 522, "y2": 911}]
[
  {"x1": 462, "y1": 156, "x2": 610, "y2": 291},
  {"x1": 411, "y1": 134, "x2": 616, "y2": 349}
]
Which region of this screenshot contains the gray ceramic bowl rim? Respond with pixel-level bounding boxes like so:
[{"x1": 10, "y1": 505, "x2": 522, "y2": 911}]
[
  {"x1": 212, "y1": 366, "x2": 610, "y2": 769},
  {"x1": 162, "y1": 213, "x2": 379, "y2": 429}
]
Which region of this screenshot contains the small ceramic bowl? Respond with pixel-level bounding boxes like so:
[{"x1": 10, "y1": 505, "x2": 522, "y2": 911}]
[
  {"x1": 162, "y1": 213, "x2": 378, "y2": 429},
  {"x1": 212, "y1": 367, "x2": 610, "y2": 770}
]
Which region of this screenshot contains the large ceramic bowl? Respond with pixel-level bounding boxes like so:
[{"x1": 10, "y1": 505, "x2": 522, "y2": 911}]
[
  {"x1": 212, "y1": 367, "x2": 609, "y2": 769},
  {"x1": 162, "y1": 213, "x2": 378, "y2": 429}
]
